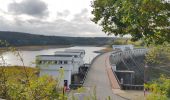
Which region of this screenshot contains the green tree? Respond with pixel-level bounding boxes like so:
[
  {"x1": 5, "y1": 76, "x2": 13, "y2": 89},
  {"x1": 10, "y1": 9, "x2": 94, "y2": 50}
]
[
  {"x1": 91, "y1": 0, "x2": 170, "y2": 44},
  {"x1": 145, "y1": 75, "x2": 170, "y2": 100},
  {"x1": 146, "y1": 43, "x2": 170, "y2": 65},
  {"x1": 144, "y1": 44, "x2": 170, "y2": 100}
]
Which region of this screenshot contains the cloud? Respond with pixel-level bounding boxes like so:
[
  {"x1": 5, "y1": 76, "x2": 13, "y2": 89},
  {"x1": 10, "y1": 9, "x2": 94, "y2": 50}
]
[
  {"x1": 72, "y1": 8, "x2": 90, "y2": 23},
  {"x1": 0, "y1": 8, "x2": 106, "y2": 37},
  {"x1": 8, "y1": 0, "x2": 49, "y2": 18},
  {"x1": 57, "y1": 10, "x2": 70, "y2": 18}
]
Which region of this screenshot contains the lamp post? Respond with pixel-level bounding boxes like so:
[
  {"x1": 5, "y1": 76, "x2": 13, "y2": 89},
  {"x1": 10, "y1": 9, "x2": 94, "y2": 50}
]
[{"x1": 144, "y1": 64, "x2": 148, "y2": 96}]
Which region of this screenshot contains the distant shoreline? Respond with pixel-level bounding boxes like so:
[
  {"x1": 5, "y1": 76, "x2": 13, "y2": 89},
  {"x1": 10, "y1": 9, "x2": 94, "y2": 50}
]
[
  {"x1": 0, "y1": 45, "x2": 72, "y2": 51},
  {"x1": 0, "y1": 45, "x2": 105, "y2": 51}
]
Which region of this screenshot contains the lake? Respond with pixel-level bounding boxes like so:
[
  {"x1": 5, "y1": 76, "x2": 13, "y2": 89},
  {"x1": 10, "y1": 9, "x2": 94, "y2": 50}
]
[{"x1": 1, "y1": 46, "x2": 104, "y2": 67}]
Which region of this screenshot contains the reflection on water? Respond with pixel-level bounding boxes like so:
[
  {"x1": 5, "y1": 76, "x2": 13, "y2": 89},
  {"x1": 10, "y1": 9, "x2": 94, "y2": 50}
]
[{"x1": 2, "y1": 46, "x2": 104, "y2": 67}]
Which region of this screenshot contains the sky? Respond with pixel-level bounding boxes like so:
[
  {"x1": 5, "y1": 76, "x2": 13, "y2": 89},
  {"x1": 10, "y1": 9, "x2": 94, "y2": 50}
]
[{"x1": 0, "y1": 0, "x2": 109, "y2": 37}]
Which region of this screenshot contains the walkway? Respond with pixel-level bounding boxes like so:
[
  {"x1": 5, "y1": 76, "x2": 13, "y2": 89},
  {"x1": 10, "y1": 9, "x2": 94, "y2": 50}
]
[{"x1": 84, "y1": 52, "x2": 126, "y2": 100}]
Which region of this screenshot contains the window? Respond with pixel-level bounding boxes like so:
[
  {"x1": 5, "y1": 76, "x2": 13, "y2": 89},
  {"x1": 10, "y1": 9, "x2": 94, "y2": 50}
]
[
  {"x1": 64, "y1": 61, "x2": 68, "y2": 64},
  {"x1": 74, "y1": 55, "x2": 78, "y2": 58},
  {"x1": 42, "y1": 61, "x2": 46, "y2": 64},
  {"x1": 51, "y1": 61, "x2": 55, "y2": 64},
  {"x1": 47, "y1": 61, "x2": 51, "y2": 64},
  {"x1": 55, "y1": 61, "x2": 58, "y2": 64},
  {"x1": 59, "y1": 61, "x2": 63, "y2": 64},
  {"x1": 38, "y1": 61, "x2": 42, "y2": 64}
]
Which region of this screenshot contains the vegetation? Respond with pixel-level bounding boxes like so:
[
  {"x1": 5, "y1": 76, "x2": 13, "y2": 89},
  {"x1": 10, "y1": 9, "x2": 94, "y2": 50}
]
[
  {"x1": 144, "y1": 44, "x2": 170, "y2": 99},
  {"x1": 0, "y1": 31, "x2": 113, "y2": 46},
  {"x1": 145, "y1": 43, "x2": 170, "y2": 78},
  {"x1": 91, "y1": 0, "x2": 170, "y2": 44},
  {"x1": 146, "y1": 43, "x2": 170, "y2": 65},
  {"x1": 91, "y1": 0, "x2": 170, "y2": 99},
  {"x1": 145, "y1": 75, "x2": 170, "y2": 100},
  {"x1": 109, "y1": 38, "x2": 144, "y2": 47},
  {"x1": 0, "y1": 67, "x2": 62, "y2": 100}
]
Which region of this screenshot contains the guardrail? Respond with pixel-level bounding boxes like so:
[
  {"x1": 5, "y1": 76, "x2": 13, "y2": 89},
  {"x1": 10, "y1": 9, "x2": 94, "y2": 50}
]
[
  {"x1": 110, "y1": 48, "x2": 147, "y2": 90},
  {"x1": 80, "y1": 66, "x2": 90, "y2": 85},
  {"x1": 111, "y1": 67, "x2": 122, "y2": 89},
  {"x1": 121, "y1": 84, "x2": 144, "y2": 90},
  {"x1": 70, "y1": 52, "x2": 104, "y2": 89},
  {"x1": 81, "y1": 52, "x2": 105, "y2": 85}
]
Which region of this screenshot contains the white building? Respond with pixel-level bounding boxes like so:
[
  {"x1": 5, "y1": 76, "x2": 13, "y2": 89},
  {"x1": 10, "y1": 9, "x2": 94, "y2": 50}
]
[
  {"x1": 65, "y1": 49, "x2": 85, "y2": 58},
  {"x1": 36, "y1": 49, "x2": 85, "y2": 88},
  {"x1": 54, "y1": 51, "x2": 84, "y2": 73},
  {"x1": 112, "y1": 45, "x2": 134, "y2": 51}
]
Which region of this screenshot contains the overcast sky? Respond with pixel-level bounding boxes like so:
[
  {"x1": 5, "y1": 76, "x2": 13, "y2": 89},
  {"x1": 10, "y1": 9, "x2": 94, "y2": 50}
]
[{"x1": 0, "y1": 0, "x2": 110, "y2": 37}]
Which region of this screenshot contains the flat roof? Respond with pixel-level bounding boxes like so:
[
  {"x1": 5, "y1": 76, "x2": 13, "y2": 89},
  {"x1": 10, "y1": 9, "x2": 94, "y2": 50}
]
[
  {"x1": 65, "y1": 49, "x2": 85, "y2": 53},
  {"x1": 54, "y1": 51, "x2": 81, "y2": 56},
  {"x1": 37, "y1": 55, "x2": 74, "y2": 61}
]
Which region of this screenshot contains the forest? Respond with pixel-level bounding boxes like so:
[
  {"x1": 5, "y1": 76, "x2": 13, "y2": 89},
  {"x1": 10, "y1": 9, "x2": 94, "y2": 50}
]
[{"x1": 0, "y1": 31, "x2": 113, "y2": 46}]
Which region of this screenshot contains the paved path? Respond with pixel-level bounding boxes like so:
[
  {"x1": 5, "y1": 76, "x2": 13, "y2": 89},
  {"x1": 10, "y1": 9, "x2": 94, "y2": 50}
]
[{"x1": 84, "y1": 52, "x2": 126, "y2": 100}]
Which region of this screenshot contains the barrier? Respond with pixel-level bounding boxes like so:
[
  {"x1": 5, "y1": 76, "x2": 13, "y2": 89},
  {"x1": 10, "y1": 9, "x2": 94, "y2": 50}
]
[
  {"x1": 110, "y1": 48, "x2": 147, "y2": 90},
  {"x1": 70, "y1": 52, "x2": 104, "y2": 89}
]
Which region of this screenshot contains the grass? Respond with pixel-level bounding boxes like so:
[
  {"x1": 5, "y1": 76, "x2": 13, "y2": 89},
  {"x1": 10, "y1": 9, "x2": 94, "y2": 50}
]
[{"x1": 0, "y1": 66, "x2": 39, "y2": 81}]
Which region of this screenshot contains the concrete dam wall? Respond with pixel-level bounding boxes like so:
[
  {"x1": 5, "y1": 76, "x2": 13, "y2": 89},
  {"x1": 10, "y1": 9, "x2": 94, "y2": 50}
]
[{"x1": 110, "y1": 48, "x2": 148, "y2": 90}]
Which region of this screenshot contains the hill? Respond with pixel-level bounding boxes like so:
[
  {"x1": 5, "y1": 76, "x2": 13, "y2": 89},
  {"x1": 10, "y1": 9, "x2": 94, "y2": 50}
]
[{"x1": 0, "y1": 31, "x2": 114, "y2": 46}]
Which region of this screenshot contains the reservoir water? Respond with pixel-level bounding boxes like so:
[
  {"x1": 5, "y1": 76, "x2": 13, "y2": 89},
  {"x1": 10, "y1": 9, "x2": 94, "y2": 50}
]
[{"x1": 1, "y1": 46, "x2": 104, "y2": 67}]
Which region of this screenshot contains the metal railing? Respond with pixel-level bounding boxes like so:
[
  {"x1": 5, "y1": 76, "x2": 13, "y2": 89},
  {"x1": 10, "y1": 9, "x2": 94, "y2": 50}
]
[
  {"x1": 110, "y1": 48, "x2": 147, "y2": 90},
  {"x1": 70, "y1": 53, "x2": 104, "y2": 89},
  {"x1": 121, "y1": 84, "x2": 144, "y2": 90}
]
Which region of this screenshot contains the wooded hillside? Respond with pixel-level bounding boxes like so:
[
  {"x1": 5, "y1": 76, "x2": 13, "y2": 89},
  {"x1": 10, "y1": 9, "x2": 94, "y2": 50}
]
[{"x1": 0, "y1": 31, "x2": 113, "y2": 46}]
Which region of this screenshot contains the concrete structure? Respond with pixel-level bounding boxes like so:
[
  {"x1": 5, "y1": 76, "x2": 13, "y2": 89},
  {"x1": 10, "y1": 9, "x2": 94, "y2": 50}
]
[
  {"x1": 36, "y1": 49, "x2": 85, "y2": 88},
  {"x1": 65, "y1": 49, "x2": 85, "y2": 58},
  {"x1": 83, "y1": 47, "x2": 147, "y2": 99},
  {"x1": 84, "y1": 52, "x2": 125, "y2": 100},
  {"x1": 110, "y1": 45, "x2": 148, "y2": 89},
  {"x1": 112, "y1": 64, "x2": 117, "y2": 71},
  {"x1": 111, "y1": 48, "x2": 147, "y2": 64},
  {"x1": 112, "y1": 45, "x2": 134, "y2": 51},
  {"x1": 54, "y1": 51, "x2": 84, "y2": 73}
]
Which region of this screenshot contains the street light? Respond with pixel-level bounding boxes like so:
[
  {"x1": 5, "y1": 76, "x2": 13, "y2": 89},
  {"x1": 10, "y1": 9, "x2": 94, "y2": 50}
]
[{"x1": 144, "y1": 64, "x2": 148, "y2": 96}]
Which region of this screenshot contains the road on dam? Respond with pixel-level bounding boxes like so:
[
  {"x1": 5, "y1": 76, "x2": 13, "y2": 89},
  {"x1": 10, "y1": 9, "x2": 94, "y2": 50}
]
[{"x1": 84, "y1": 52, "x2": 126, "y2": 100}]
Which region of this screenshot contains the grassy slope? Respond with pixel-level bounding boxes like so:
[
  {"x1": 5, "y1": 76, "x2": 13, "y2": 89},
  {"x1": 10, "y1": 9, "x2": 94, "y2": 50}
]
[{"x1": 0, "y1": 66, "x2": 38, "y2": 81}]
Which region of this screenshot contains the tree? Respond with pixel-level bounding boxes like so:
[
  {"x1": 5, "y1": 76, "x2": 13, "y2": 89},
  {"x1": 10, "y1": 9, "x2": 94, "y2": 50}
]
[
  {"x1": 145, "y1": 75, "x2": 170, "y2": 100},
  {"x1": 91, "y1": 0, "x2": 170, "y2": 44},
  {"x1": 146, "y1": 43, "x2": 170, "y2": 65}
]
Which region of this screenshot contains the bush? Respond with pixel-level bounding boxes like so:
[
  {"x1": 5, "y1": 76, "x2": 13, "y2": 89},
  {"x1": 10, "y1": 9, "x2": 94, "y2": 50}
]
[
  {"x1": 145, "y1": 75, "x2": 170, "y2": 100},
  {"x1": 0, "y1": 66, "x2": 66, "y2": 100}
]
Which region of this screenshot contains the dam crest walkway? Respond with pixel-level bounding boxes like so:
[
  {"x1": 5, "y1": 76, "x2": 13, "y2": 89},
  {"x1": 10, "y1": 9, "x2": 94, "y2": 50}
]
[{"x1": 84, "y1": 52, "x2": 125, "y2": 100}]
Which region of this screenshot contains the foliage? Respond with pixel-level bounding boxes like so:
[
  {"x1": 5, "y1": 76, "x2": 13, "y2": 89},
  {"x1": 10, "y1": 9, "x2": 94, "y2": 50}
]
[
  {"x1": 91, "y1": 0, "x2": 170, "y2": 44},
  {"x1": 109, "y1": 38, "x2": 144, "y2": 47},
  {"x1": 144, "y1": 43, "x2": 170, "y2": 99},
  {"x1": 145, "y1": 75, "x2": 170, "y2": 100},
  {"x1": 0, "y1": 66, "x2": 64, "y2": 100},
  {"x1": 8, "y1": 75, "x2": 59, "y2": 100},
  {"x1": 0, "y1": 31, "x2": 112, "y2": 46},
  {"x1": 146, "y1": 43, "x2": 170, "y2": 65}
]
